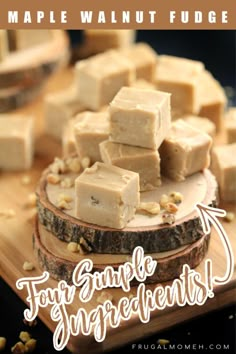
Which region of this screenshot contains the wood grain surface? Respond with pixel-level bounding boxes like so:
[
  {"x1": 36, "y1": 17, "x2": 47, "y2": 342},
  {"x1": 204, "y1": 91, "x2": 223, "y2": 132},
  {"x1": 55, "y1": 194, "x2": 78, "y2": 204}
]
[{"x1": 0, "y1": 69, "x2": 235, "y2": 353}]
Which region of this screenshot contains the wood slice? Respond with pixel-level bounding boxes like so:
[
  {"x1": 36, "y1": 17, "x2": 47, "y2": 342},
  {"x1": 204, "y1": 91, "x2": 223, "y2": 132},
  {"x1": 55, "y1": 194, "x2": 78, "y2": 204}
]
[
  {"x1": 0, "y1": 30, "x2": 69, "y2": 89},
  {"x1": 33, "y1": 219, "x2": 211, "y2": 284},
  {"x1": 36, "y1": 163, "x2": 217, "y2": 254}
]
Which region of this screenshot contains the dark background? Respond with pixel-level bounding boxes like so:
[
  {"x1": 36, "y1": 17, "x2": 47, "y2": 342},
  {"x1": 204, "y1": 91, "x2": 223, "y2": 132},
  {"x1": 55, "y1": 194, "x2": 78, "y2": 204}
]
[{"x1": 0, "y1": 30, "x2": 235, "y2": 354}]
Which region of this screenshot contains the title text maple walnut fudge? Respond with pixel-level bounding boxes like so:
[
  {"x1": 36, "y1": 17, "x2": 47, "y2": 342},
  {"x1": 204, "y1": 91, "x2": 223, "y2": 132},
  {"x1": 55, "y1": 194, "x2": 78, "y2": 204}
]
[
  {"x1": 0, "y1": 115, "x2": 34, "y2": 171},
  {"x1": 110, "y1": 87, "x2": 171, "y2": 150},
  {"x1": 75, "y1": 162, "x2": 140, "y2": 229},
  {"x1": 159, "y1": 119, "x2": 212, "y2": 181}
]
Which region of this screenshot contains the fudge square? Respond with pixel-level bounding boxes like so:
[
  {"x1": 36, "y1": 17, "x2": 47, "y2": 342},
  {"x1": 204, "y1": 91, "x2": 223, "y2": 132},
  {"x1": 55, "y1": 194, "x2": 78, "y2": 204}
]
[
  {"x1": 0, "y1": 115, "x2": 34, "y2": 171},
  {"x1": 211, "y1": 143, "x2": 236, "y2": 202},
  {"x1": 120, "y1": 42, "x2": 158, "y2": 82},
  {"x1": 75, "y1": 50, "x2": 135, "y2": 111},
  {"x1": 225, "y1": 108, "x2": 236, "y2": 144},
  {"x1": 100, "y1": 140, "x2": 161, "y2": 191},
  {"x1": 44, "y1": 85, "x2": 85, "y2": 140},
  {"x1": 74, "y1": 111, "x2": 110, "y2": 164},
  {"x1": 159, "y1": 119, "x2": 212, "y2": 181},
  {"x1": 75, "y1": 162, "x2": 140, "y2": 229},
  {"x1": 110, "y1": 87, "x2": 171, "y2": 150},
  {"x1": 155, "y1": 55, "x2": 204, "y2": 115},
  {"x1": 198, "y1": 71, "x2": 227, "y2": 132},
  {"x1": 83, "y1": 30, "x2": 135, "y2": 55}
]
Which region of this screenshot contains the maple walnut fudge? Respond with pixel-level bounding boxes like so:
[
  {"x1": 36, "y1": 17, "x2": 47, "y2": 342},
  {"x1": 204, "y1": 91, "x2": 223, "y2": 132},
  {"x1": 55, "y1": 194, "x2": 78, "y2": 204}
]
[
  {"x1": 225, "y1": 108, "x2": 236, "y2": 144},
  {"x1": 76, "y1": 50, "x2": 135, "y2": 111},
  {"x1": 0, "y1": 116, "x2": 34, "y2": 171},
  {"x1": 155, "y1": 55, "x2": 204, "y2": 115},
  {"x1": 183, "y1": 115, "x2": 216, "y2": 138},
  {"x1": 74, "y1": 111, "x2": 110, "y2": 164},
  {"x1": 109, "y1": 87, "x2": 171, "y2": 150},
  {"x1": 83, "y1": 30, "x2": 135, "y2": 54},
  {"x1": 44, "y1": 85, "x2": 85, "y2": 140},
  {"x1": 120, "y1": 42, "x2": 158, "y2": 82},
  {"x1": 75, "y1": 162, "x2": 140, "y2": 229},
  {"x1": 211, "y1": 143, "x2": 236, "y2": 202},
  {"x1": 159, "y1": 119, "x2": 212, "y2": 181},
  {"x1": 198, "y1": 71, "x2": 227, "y2": 132},
  {"x1": 100, "y1": 140, "x2": 161, "y2": 191}
]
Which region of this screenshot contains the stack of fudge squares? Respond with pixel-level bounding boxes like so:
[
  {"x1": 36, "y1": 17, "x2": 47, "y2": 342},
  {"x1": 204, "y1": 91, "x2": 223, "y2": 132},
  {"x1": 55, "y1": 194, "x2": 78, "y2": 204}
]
[
  {"x1": 72, "y1": 84, "x2": 214, "y2": 229},
  {"x1": 42, "y1": 41, "x2": 236, "y2": 230}
]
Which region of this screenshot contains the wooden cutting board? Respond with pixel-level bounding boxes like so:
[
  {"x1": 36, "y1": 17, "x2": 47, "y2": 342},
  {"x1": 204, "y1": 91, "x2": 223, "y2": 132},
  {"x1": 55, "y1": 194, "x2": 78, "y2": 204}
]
[{"x1": 0, "y1": 69, "x2": 235, "y2": 353}]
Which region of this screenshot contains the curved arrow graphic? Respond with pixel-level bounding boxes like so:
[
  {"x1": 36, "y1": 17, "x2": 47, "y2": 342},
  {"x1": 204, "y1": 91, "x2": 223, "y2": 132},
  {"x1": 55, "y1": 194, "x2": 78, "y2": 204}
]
[{"x1": 195, "y1": 203, "x2": 234, "y2": 285}]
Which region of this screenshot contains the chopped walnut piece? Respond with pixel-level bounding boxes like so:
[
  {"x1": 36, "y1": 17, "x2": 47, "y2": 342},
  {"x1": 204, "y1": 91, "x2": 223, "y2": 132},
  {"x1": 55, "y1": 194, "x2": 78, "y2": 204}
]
[
  {"x1": 11, "y1": 341, "x2": 25, "y2": 354},
  {"x1": 66, "y1": 157, "x2": 81, "y2": 173},
  {"x1": 57, "y1": 200, "x2": 71, "y2": 210},
  {"x1": 169, "y1": 191, "x2": 183, "y2": 204},
  {"x1": 224, "y1": 212, "x2": 235, "y2": 222},
  {"x1": 162, "y1": 213, "x2": 175, "y2": 225},
  {"x1": 25, "y1": 339, "x2": 37, "y2": 353},
  {"x1": 19, "y1": 332, "x2": 31, "y2": 343},
  {"x1": 67, "y1": 242, "x2": 79, "y2": 253},
  {"x1": 81, "y1": 156, "x2": 91, "y2": 170},
  {"x1": 164, "y1": 202, "x2": 178, "y2": 214},
  {"x1": 47, "y1": 173, "x2": 60, "y2": 185},
  {"x1": 0, "y1": 337, "x2": 6, "y2": 352},
  {"x1": 58, "y1": 193, "x2": 73, "y2": 203},
  {"x1": 50, "y1": 157, "x2": 67, "y2": 174},
  {"x1": 60, "y1": 177, "x2": 74, "y2": 188},
  {"x1": 160, "y1": 194, "x2": 169, "y2": 208},
  {"x1": 157, "y1": 339, "x2": 170, "y2": 346},
  {"x1": 138, "y1": 202, "x2": 160, "y2": 215},
  {"x1": 79, "y1": 237, "x2": 92, "y2": 253},
  {"x1": 21, "y1": 175, "x2": 31, "y2": 186},
  {"x1": 23, "y1": 261, "x2": 35, "y2": 271},
  {"x1": 96, "y1": 291, "x2": 113, "y2": 304}
]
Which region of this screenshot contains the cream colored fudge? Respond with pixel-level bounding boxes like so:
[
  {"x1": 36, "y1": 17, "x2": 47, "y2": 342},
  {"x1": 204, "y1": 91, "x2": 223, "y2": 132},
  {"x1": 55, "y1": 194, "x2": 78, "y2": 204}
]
[
  {"x1": 225, "y1": 108, "x2": 236, "y2": 143},
  {"x1": 62, "y1": 120, "x2": 77, "y2": 157},
  {"x1": 131, "y1": 79, "x2": 156, "y2": 90},
  {"x1": 155, "y1": 55, "x2": 204, "y2": 115},
  {"x1": 0, "y1": 115, "x2": 34, "y2": 171},
  {"x1": 159, "y1": 119, "x2": 212, "y2": 181},
  {"x1": 75, "y1": 162, "x2": 140, "y2": 229},
  {"x1": 0, "y1": 30, "x2": 9, "y2": 61},
  {"x1": 110, "y1": 87, "x2": 171, "y2": 150},
  {"x1": 74, "y1": 111, "x2": 109, "y2": 163},
  {"x1": 120, "y1": 43, "x2": 158, "y2": 82},
  {"x1": 100, "y1": 140, "x2": 161, "y2": 191},
  {"x1": 211, "y1": 143, "x2": 236, "y2": 202},
  {"x1": 183, "y1": 115, "x2": 216, "y2": 138},
  {"x1": 45, "y1": 85, "x2": 85, "y2": 140},
  {"x1": 83, "y1": 30, "x2": 136, "y2": 54},
  {"x1": 76, "y1": 50, "x2": 135, "y2": 111},
  {"x1": 198, "y1": 71, "x2": 227, "y2": 132}
]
